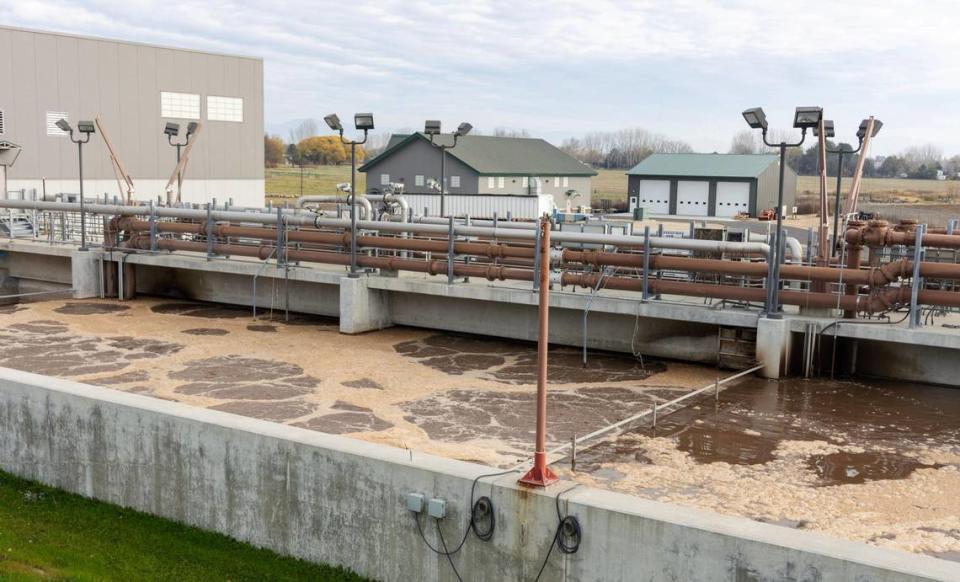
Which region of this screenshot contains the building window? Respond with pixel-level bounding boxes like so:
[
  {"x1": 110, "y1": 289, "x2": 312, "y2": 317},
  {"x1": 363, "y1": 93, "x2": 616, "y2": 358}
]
[
  {"x1": 497, "y1": 177, "x2": 505, "y2": 189},
  {"x1": 380, "y1": 173, "x2": 390, "y2": 185},
  {"x1": 161, "y1": 92, "x2": 201, "y2": 119},
  {"x1": 563, "y1": 177, "x2": 569, "y2": 188},
  {"x1": 415, "y1": 175, "x2": 425, "y2": 187},
  {"x1": 46, "y1": 112, "x2": 69, "y2": 136},
  {"x1": 487, "y1": 177, "x2": 495, "y2": 189},
  {"x1": 450, "y1": 176, "x2": 460, "y2": 188},
  {"x1": 207, "y1": 96, "x2": 243, "y2": 122},
  {"x1": 0, "y1": 110, "x2": 4, "y2": 135},
  {"x1": 522, "y1": 176, "x2": 529, "y2": 188}
]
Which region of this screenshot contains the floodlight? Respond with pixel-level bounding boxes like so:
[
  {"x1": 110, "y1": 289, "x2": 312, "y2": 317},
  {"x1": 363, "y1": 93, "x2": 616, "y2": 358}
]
[
  {"x1": 424, "y1": 120, "x2": 441, "y2": 136},
  {"x1": 354, "y1": 113, "x2": 374, "y2": 131},
  {"x1": 186, "y1": 122, "x2": 199, "y2": 136},
  {"x1": 455, "y1": 122, "x2": 473, "y2": 137},
  {"x1": 324, "y1": 114, "x2": 343, "y2": 132},
  {"x1": 55, "y1": 119, "x2": 73, "y2": 134},
  {"x1": 793, "y1": 106, "x2": 822, "y2": 129},
  {"x1": 857, "y1": 118, "x2": 883, "y2": 139},
  {"x1": 336, "y1": 182, "x2": 352, "y2": 193},
  {"x1": 77, "y1": 120, "x2": 95, "y2": 134},
  {"x1": 426, "y1": 178, "x2": 441, "y2": 191},
  {"x1": 814, "y1": 120, "x2": 835, "y2": 138},
  {"x1": 742, "y1": 107, "x2": 768, "y2": 131},
  {"x1": 164, "y1": 122, "x2": 180, "y2": 137}
]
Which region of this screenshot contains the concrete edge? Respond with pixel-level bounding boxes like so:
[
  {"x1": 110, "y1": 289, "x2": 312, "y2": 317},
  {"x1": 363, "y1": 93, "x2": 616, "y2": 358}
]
[{"x1": 3, "y1": 365, "x2": 957, "y2": 580}]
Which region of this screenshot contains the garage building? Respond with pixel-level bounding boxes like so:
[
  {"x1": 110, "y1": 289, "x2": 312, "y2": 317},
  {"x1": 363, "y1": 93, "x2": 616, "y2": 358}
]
[{"x1": 626, "y1": 153, "x2": 796, "y2": 218}]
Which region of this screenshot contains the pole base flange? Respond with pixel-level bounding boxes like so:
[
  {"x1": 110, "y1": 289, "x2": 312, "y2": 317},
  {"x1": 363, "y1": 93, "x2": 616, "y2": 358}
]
[{"x1": 518, "y1": 452, "x2": 559, "y2": 488}]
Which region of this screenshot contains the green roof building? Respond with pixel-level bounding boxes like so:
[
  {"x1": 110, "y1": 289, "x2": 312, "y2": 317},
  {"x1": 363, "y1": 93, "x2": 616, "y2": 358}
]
[{"x1": 626, "y1": 153, "x2": 797, "y2": 218}]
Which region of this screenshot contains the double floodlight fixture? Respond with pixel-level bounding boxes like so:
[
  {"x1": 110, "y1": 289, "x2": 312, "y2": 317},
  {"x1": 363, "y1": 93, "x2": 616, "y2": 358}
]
[
  {"x1": 741, "y1": 107, "x2": 768, "y2": 131},
  {"x1": 424, "y1": 120, "x2": 442, "y2": 136},
  {"x1": 793, "y1": 106, "x2": 823, "y2": 129},
  {"x1": 814, "y1": 119, "x2": 835, "y2": 138},
  {"x1": 857, "y1": 118, "x2": 883, "y2": 139}
]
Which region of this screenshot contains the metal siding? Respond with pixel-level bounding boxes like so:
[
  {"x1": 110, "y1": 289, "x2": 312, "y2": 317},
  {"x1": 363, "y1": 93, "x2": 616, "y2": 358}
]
[
  {"x1": 2, "y1": 26, "x2": 263, "y2": 192},
  {"x1": 362, "y1": 138, "x2": 478, "y2": 194},
  {"x1": 403, "y1": 193, "x2": 544, "y2": 219}
]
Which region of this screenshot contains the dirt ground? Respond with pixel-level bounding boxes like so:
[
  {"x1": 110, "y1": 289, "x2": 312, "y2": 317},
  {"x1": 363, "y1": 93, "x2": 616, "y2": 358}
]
[{"x1": 1, "y1": 297, "x2": 958, "y2": 560}]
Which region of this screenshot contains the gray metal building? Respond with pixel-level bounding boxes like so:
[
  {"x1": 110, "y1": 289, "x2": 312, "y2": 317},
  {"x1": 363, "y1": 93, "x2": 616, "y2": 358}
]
[
  {"x1": 626, "y1": 154, "x2": 797, "y2": 218},
  {"x1": 0, "y1": 25, "x2": 264, "y2": 206},
  {"x1": 359, "y1": 133, "x2": 597, "y2": 213}
]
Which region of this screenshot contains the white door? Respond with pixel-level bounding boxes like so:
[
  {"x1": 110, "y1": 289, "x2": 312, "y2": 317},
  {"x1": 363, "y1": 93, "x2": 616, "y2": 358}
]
[
  {"x1": 637, "y1": 180, "x2": 670, "y2": 215},
  {"x1": 676, "y1": 181, "x2": 709, "y2": 216},
  {"x1": 715, "y1": 181, "x2": 750, "y2": 218}
]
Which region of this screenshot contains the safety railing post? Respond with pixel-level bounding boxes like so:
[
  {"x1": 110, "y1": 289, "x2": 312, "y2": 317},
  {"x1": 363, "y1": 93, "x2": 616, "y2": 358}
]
[
  {"x1": 205, "y1": 203, "x2": 214, "y2": 260},
  {"x1": 149, "y1": 200, "x2": 157, "y2": 253},
  {"x1": 447, "y1": 215, "x2": 455, "y2": 285},
  {"x1": 276, "y1": 207, "x2": 285, "y2": 267},
  {"x1": 642, "y1": 225, "x2": 651, "y2": 301},
  {"x1": 909, "y1": 224, "x2": 926, "y2": 329}
]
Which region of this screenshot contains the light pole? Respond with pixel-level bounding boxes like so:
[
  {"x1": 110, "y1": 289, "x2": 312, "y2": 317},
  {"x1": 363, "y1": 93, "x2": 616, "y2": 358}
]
[
  {"x1": 57, "y1": 119, "x2": 95, "y2": 251},
  {"x1": 424, "y1": 120, "x2": 472, "y2": 217},
  {"x1": 164, "y1": 122, "x2": 198, "y2": 204},
  {"x1": 818, "y1": 118, "x2": 882, "y2": 254},
  {"x1": 325, "y1": 112, "x2": 374, "y2": 277},
  {"x1": 742, "y1": 106, "x2": 822, "y2": 318}
]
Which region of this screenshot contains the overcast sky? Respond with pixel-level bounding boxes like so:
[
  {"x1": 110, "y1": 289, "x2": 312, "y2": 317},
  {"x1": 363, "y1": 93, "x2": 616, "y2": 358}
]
[{"x1": 4, "y1": 0, "x2": 959, "y2": 156}]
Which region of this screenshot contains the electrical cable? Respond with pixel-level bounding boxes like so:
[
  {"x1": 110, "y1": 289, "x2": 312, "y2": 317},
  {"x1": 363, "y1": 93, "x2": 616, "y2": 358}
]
[
  {"x1": 436, "y1": 520, "x2": 464, "y2": 582},
  {"x1": 533, "y1": 485, "x2": 582, "y2": 582}
]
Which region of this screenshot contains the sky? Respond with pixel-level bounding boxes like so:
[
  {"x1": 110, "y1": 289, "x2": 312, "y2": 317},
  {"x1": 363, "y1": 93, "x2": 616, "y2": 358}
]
[{"x1": 3, "y1": 0, "x2": 960, "y2": 157}]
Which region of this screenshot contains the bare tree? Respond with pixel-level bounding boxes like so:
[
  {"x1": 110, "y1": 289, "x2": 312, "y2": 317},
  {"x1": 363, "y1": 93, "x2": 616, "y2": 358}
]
[
  {"x1": 288, "y1": 119, "x2": 319, "y2": 144},
  {"x1": 728, "y1": 130, "x2": 766, "y2": 154},
  {"x1": 560, "y1": 127, "x2": 693, "y2": 169}
]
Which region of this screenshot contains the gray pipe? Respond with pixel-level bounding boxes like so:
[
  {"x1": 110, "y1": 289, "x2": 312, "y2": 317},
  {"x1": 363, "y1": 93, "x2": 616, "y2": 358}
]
[
  {"x1": 0, "y1": 199, "x2": 770, "y2": 256},
  {"x1": 295, "y1": 195, "x2": 371, "y2": 221},
  {"x1": 367, "y1": 193, "x2": 409, "y2": 222},
  {"x1": 747, "y1": 231, "x2": 802, "y2": 262}
]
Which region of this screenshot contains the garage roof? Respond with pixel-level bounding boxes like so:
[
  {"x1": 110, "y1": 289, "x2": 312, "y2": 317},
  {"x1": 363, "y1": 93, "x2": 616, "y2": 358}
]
[
  {"x1": 626, "y1": 153, "x2": 778, "y2": 178},
  {"x1": 360, "y1": 133, "x2": 597, "y2": 176}
]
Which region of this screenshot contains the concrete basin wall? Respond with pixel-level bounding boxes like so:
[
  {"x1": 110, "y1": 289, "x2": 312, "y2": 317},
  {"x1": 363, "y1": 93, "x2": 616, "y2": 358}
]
[{"x1": 0, "y1": 368, "x2": 956, "y2": 582}]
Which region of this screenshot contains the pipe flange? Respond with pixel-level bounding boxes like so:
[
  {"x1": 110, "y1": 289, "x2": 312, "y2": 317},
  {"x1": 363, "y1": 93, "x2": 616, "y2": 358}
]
[
  {"x1": 550, "y1": 248, "x2": 564, "y2": 266},
  {"x1": 550, "y1": 271, "x2": 564, "y2": 285}
]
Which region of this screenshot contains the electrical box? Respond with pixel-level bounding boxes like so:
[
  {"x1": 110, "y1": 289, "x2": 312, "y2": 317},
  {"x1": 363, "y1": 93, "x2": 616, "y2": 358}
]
[
  {"x1": 406, "y1": 493, "x2": 425, "y2": 513},
  {"x1": 427, "y1": 497, "x2": 447, "y2": 519}
]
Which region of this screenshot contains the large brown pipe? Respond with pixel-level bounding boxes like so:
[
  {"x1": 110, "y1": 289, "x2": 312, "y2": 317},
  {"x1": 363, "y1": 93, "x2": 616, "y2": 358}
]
[{"x1": 846, "y1": 225, "x2": 960, "y2": 249}]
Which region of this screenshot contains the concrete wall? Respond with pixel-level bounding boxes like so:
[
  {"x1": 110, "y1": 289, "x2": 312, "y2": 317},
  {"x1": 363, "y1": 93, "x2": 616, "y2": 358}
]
[
  {"x1": 0, "y1": 25, "x2": 264, "y2": 206},
  {"x1": 1, "y1": 369, "x2": 955, "y2": 582}
]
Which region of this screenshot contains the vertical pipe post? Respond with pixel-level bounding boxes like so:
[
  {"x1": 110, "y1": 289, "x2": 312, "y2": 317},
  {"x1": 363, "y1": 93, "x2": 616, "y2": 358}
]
[
  {"x1": 440, "y1": 147, "x2": 447, "y2": 218},
  {"x1": 276, "y1": 207, "x2": 285, "y2": 267},
  {"x1": 766, "y1": 142, "x2": 787, "y2": 318},
  {"x1": 909, "y1": 224, "x2": 926, "y2": 329},
  {"x1": 764, "y1": 232, "x2": 776, "y2": 315},
  {"x1": 205, "y1": 203, "x2": 214, "y2": 260},
  {"x1": 149, "y1": 200, "x2": 157, "y2": 253},
  {"x1": 642, "y1": 225, "x2": 651, "y2": 301},
  {"x1": 831, "y1": 150, "x2": 844, "y2": 255},
  {"x1": 532, "y1": 218, "x2": 542, "y2": 292},
  {"x1": 519, "y1": 216, "x2": 558, "y2": 488},
  {"x1": 447, "y1": 215, "x2": 455, "y2": 285},
  {"x1": 806, "y1": 227, "x2": 814, "y2": 265}
]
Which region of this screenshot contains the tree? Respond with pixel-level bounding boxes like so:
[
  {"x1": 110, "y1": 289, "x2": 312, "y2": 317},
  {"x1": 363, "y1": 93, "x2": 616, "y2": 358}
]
[
  {"x1": 264, "y1": 134, "x2": 285, "y2": 168},
  {"x1": 296, "y1": 136, "x2": 366, "y2": 165},
  {"x1": 286, "y1": 143, "x2": 303, "y2": 166},
  {"x1": 728, "y1": 130, "x2": 765, "y2": 155},
  {"x1": 288, "y1": 119, "x2": 319, "y2": 144}
]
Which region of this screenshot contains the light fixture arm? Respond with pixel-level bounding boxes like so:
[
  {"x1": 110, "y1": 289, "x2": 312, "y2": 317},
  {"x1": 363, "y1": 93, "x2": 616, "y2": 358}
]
[
  {"x1": 761, "y1": 127, "x2": 807, "y2": 149},
  {"x1": 825, "y1": 135, "x2": 864, "y2": 156}
]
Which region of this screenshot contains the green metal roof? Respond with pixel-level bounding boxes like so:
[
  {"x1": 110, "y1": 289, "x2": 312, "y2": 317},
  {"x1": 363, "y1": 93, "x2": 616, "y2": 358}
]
[
  {"x1": 626, "y1": 153, "x2": 778, "y2": 178},
  {"x1": 360, "y1": 133, "x2": 597, "y2": 176}
]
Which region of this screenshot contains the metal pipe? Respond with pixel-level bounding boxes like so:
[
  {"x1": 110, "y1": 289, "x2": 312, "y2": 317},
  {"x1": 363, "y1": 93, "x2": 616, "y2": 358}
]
[
  {"x1": 747, "y1": 231, "x2": 802, "y2": 262},
  {"x1": 518, "y1": 216, "x2": 559, "y2": 488},
  {"x1": 295, "y1": 194, "x2": 371, "y2": 221}
]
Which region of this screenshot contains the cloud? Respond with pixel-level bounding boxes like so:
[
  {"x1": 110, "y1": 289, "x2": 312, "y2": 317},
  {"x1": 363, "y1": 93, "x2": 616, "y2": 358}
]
[{"x1": 2, "y1": 0, "x2": 959, "y2": 154}]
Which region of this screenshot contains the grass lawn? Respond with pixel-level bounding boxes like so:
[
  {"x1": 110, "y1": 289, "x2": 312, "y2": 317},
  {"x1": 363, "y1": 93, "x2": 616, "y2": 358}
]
[
  {"x1": 797, "y1": 175, "x2": 959, "y2": 203},
  {"x1": 0, "y1": 470, "x2": 370, "y2": 582},
  {"x1": 266, "y1": 166, "x2": 364, "y2": 204}
]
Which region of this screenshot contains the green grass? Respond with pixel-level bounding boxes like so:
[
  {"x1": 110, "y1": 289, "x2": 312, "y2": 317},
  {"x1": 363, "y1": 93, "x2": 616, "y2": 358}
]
[
  {"x1": 0, "y1": 470, "x2": 370, "y2": 582},
  {"x1": 266, "y1": 166, "x2": 364, "y2": 204},
  {"x1": 797, "y1": 175, "x2": 960, "y2": 203}
]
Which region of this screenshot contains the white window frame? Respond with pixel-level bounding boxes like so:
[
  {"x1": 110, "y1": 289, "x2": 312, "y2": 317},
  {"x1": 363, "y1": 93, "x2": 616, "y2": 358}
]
[
  {"x1": 522, "y1": 176, "x2": 529, "y2": 188},
  {"x1": 450, "y1": 175, "x2": 460, "y2": 188},
  {"x1": 380, "y1": 173, "x2": 390, "y2": 186},
  {"x1": 160, "y1": 91, "x2": 201, "y2": 120},
  {"x1": 415, "y1": 175, "x2": 425, "y2": 187},
  {"x1": 207, "y1": 95, "x2": 243, "y2": 122},
  {"x1": 563, "y1": 177, "x2": 569, "y2": 188},
  {"x1": 0, "y1": 109, "x2": 5, "y2": 135},
  {"x1": 554, "y1": 177, "x2": 561, "y2": 188},
  {"x1": 497, "y1": 176, "x2": 505, "y2": 189},
  {"x1": 487, "y1": 176, "x2": 495, "y2": 189},
  {"x1": 46, "y1": 112, "x2": 69, "y2": 136}
]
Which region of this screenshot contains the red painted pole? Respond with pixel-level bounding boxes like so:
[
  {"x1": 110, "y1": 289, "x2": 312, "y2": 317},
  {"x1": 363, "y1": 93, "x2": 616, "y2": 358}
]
[{"x1": 519, "y1": 215, "x2": 559, "y2": 488}]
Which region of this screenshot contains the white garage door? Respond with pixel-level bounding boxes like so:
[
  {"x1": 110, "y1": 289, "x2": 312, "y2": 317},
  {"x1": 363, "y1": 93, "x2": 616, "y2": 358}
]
[
  {"x1": 715, "y1": 181, "x2": 750, "y2": 218},
  {"x1": 636, "y1": 180, "x2": 671, "y2": 215},
  {"x1": 676, "y1": 181, "x2": 709, "y2": 216}
]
